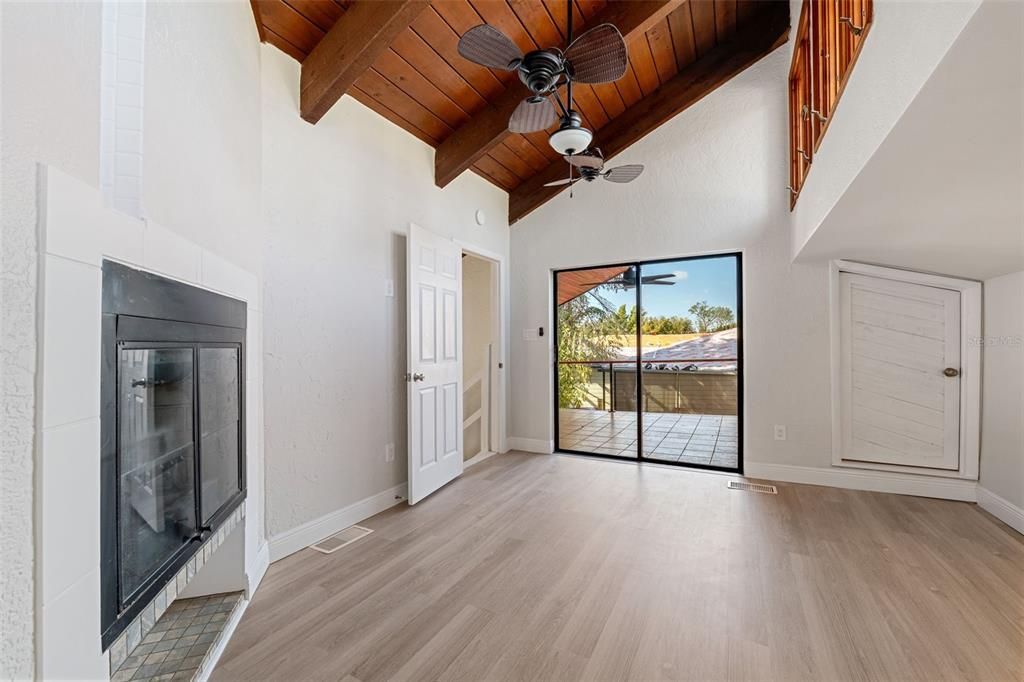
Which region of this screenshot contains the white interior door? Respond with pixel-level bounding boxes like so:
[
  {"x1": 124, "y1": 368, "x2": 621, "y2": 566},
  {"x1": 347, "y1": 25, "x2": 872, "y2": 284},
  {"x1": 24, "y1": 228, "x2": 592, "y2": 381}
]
[
  {"x1": 407, "y1": 223, "x2": 463, "y2": 504},
  {"x1": 839, "y1": 272, "x2": 962, "y2": 470}
]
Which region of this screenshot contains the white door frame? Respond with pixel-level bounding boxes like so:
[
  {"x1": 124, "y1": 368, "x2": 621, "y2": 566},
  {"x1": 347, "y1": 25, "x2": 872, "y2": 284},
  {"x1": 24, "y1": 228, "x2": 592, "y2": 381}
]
[
  {"x1": 454, "y1": 239, "x2": 508, "y2": 456},
  {"x1": 829, "y1": 260, "x2": 981, "y2": 479}
]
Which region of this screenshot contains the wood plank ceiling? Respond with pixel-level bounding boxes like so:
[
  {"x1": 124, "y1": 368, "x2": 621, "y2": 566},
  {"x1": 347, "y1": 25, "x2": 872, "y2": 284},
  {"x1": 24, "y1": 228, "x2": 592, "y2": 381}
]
[
  {"x1": 556, "y1": 265, "x2": 630, "y2": 305},
  {"x1": 250, "y1": 0, "x2": 789, "y2": 222}
]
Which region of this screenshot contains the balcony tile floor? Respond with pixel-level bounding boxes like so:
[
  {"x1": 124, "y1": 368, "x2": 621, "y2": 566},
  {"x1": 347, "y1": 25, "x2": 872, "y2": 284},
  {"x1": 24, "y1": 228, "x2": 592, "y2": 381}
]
[{"x1": 558, "y1": 409, "x2": 739, "y2": 469}]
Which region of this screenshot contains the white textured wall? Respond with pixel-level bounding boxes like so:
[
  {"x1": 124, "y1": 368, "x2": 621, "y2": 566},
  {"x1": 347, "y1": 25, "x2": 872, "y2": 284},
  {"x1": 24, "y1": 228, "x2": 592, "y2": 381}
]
[
  {"x1": 509, "y1": 48, "x2": 836, "y2": 469},
  {"x1": 260, "y1": 46, "x2": 509, "y2": 538},
  {"x1": 1, "y1": 3, "x2": 102, "y2": 676},
  {"x1": 0, "y1": 2, "x2": 262, "y2": 675},
  {"x1": 144, "y1": 0, "x2": 263, "y2": 276},
  {"x1": 980, "y1": 271, "x2": 1024, "y2": 509}
]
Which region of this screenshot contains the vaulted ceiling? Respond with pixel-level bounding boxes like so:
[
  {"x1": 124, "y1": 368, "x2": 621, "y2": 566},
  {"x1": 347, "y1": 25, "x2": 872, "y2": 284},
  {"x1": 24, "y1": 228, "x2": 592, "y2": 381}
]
[{"x1": 250, "y1": 0, "x2": 789, "y2": 222}]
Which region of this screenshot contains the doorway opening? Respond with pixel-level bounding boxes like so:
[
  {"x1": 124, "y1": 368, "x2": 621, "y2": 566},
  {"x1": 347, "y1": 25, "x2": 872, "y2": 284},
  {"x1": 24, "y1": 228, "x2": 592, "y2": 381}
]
[
  {"x1": 462, "y1": 251, "x2": 499, "y2": 467},
  {"x1": 553, "y1": 253, "x2": 743, "y2": 473}
]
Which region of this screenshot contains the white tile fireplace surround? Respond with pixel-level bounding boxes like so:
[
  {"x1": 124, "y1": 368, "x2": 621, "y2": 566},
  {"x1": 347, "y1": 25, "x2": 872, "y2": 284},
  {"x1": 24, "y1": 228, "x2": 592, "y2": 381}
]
[{"x1": 35, "y1": 165, "x2": 268, "y2": 679}]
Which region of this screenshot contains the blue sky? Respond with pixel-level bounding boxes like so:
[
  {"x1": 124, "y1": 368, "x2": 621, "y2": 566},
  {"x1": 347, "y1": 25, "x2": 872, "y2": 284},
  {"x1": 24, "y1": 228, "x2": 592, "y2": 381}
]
[{"x1": 588, "y1": 256, "x2": 738, "y2": 318}]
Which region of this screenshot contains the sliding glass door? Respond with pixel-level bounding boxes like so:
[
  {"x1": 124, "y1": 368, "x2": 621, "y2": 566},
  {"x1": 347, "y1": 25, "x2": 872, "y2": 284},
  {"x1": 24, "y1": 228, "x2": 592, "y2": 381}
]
[
  {"x1": 554, "y1": 254, "x2": 742, "y2": 473},
  {"x1": 554, "y1": 265, "x2": 639, "y2": 458}
]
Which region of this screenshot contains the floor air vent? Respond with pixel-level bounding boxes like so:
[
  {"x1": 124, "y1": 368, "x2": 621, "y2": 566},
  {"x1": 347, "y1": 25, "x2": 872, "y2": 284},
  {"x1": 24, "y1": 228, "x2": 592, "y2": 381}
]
[
  {"x1": 310, "y1": 525, "x2": 374, "y2": 554},
  {"x1": 727, "y1": 481, "x2": 778, "y2": 494}
]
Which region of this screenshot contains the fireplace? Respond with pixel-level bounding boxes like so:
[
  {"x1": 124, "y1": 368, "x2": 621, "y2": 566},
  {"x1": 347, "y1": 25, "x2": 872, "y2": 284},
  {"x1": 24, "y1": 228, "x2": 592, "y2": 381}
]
[{"x1": 100, "y1": 260, "x2": 247, "y2": 649}]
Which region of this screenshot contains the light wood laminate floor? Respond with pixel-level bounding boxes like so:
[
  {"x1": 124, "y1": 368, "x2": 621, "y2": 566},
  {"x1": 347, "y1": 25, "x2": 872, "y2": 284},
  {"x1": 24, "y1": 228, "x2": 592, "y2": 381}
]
[{"x1": 214, "y1": 452, "x2": 1024, "y2": 681}]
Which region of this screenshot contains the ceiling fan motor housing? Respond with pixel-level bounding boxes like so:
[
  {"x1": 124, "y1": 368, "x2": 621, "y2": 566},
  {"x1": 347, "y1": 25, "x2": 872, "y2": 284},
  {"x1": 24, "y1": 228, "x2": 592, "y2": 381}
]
[{"x1": 517, "y1": 50, "x2": 563, "y2": 94}]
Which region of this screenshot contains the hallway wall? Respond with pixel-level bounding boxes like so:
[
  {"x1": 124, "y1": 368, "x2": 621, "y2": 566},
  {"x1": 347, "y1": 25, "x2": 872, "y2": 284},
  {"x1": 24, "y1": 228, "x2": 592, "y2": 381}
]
[{"x1": 462, "y1": 254, "x2": 497, "y2": 459}]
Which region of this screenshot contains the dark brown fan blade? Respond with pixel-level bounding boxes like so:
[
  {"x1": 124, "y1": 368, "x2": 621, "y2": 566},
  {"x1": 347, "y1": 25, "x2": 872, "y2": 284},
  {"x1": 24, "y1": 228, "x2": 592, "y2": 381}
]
[
  {"x1": 458, "y1": 25, "x2": 523, "y2": 70},
  {"x1": 544, "y1": 177, "x2": 581, "y2": 187},
  {"x1": 510, "y1": 97, "x2": 557, "y2": 133},
  {"x1": 564, "y1": 153, "x2": 604, "y2": 170},
  {"x1": 603, "y1": 164, "x2": 644, "y2": 183},
  {"x1": 564, "y1": 24, "x2": 627, "y2": 84}
]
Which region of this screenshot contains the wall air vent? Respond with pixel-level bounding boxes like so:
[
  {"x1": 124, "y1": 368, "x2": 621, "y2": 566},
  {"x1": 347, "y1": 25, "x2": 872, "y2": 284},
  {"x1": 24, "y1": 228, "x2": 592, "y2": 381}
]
[
  {"x1": 727, "y1": 481, "x2": 778, "y2": 494},
  {"x1": 310, "y1": 525, "x2": 374, "y2": 554}
]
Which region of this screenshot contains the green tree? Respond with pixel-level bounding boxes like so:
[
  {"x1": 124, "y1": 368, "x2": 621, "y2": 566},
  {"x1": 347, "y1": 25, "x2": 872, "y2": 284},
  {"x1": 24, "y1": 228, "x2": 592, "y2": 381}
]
[
  {"x1": 641, "y1": 315, "x2": 695, "y2": 335},
  {"x1": 605, "y1": 304, "x2": 636, "y2": 334},
  {"x1": 557, "y1": 292, "x2": 622, "y2": 408},
  {"x1": 596, "y1": 303, "x2": 643, "y2": 336},
  {"x1": 688, "y1": 300, "x2": 735, "y2": 333}
]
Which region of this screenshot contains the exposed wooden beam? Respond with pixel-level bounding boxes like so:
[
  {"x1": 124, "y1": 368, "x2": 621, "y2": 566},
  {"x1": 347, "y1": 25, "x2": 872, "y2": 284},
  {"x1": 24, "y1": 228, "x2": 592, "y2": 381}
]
[
  {"x1": 300, "y1": 0, "x2": 430, "y2": 124},
  {"x1": 434, "y1": 0, "x2": 685, "y2": 188},
  {"x1": 249, "y1": 0, "x2": 267, "y2": 43},
  {"x1": 509, "y1": 2, "x2": 790, "y2": 223}
]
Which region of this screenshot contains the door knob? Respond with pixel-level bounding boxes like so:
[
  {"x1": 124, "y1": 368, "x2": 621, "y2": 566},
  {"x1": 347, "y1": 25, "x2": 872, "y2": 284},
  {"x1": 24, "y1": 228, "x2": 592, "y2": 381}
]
[
  {"x1": 413, "y1": 373, "x2": 425, "y2": 382},
  {"x1": 943, "y1": 367, "x2": 960, "y2": 377}
]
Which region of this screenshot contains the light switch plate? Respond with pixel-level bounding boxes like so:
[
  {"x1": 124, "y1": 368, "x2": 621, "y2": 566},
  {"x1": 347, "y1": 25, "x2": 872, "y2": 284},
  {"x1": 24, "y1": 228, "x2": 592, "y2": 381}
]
[{"x1": 384, "y1": 279, "x2": 394, "y2": 297}]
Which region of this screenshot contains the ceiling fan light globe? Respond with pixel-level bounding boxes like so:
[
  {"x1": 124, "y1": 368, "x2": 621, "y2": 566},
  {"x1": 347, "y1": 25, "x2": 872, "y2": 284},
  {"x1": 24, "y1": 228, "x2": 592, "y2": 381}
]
[{"x1": 549, "y1": 125, "x2": 593, "y2": 156}]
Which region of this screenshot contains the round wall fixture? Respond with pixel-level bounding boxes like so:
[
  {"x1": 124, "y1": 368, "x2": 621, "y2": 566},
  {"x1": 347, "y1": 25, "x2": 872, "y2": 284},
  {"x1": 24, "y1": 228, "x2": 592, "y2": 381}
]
[{"x1": 475, "y1": 209, "x2": 486, "y2": 226}]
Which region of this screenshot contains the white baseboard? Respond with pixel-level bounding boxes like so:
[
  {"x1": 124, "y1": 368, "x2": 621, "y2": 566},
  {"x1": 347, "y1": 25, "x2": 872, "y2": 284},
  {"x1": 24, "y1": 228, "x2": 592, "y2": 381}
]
[
  {"x1": 744, "y1": 462, "x2": 978, "y2": 502},
  {"x1": 247, "y1": 542, "x2": 270, "y2": 595},
  {"x1": 268, "y1": 482, "x2": 407, "y2": 562},
  {"x1": 508, "y1": 436, "x2": 553, "y2": 454},
  {"x1": 465, "y1": 449, "x2": 499, "y2": 469},
  {"x1": 976, "y1": 486, "x2": 1024, "y2": 535}
]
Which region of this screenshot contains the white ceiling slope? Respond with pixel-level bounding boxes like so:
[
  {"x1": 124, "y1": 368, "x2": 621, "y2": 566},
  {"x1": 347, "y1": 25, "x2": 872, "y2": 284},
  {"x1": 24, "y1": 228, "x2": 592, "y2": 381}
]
[
  {"x1": 794, "y1": 0, "x2": 1023, "y2": 281},
  {"x1": 789, "y1": 1, "x2": 981, "y2": 254}
]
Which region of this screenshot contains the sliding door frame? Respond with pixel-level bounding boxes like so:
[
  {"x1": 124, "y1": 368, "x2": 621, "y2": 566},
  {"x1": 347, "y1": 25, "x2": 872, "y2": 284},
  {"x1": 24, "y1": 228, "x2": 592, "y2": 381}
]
[{"x1": 552, "y1": 252, "x2": 744, "y2": 474}]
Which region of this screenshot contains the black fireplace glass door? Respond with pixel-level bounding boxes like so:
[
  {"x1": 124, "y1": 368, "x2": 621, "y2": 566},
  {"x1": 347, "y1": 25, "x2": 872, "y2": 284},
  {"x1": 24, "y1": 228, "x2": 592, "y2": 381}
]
[
  {"x1": 118, "y1": 347, "x2": 197, "y2": 604},
  {"x1": 199, "y1": 346, "x2": 242, "y2": 525}
]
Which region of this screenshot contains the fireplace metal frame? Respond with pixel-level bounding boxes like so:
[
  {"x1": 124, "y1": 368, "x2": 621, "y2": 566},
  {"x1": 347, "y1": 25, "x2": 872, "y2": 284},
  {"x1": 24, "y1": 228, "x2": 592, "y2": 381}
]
[{"x1": 100, "y1": 261, "x2": 247, "y2": 650}]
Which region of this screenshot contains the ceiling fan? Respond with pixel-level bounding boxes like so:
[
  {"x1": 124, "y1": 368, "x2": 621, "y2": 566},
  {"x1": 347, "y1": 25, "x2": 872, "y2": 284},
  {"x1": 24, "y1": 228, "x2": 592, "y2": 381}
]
[
  {"x1": 544, "y1": 148, "x2": 644, "y2": 188},
  {"x1": 584, "y1": 269, "x2": 676, "y2": 288},
  {"x1": 456, "y1": 0, "x2": 628, "y2": 154}
]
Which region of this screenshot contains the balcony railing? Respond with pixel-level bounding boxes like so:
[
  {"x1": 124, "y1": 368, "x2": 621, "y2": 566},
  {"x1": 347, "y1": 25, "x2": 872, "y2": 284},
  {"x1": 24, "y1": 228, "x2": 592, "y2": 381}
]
[{"x1": 558, "y1": 359, "x2": 739, "y2": 415}]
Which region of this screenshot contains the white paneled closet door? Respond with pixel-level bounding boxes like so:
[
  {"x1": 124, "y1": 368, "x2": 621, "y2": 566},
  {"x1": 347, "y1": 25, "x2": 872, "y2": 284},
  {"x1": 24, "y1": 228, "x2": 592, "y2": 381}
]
[
  {"x1": 839, "y1": 272, "x2": 962, "y2": 470},
  {"x1": 407, "y1": 223, "x2": 463, "y2": 504}
]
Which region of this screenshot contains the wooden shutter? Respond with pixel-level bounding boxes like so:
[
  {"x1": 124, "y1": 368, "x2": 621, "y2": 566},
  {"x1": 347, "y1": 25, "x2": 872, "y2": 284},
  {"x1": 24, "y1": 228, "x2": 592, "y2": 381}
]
[
  {"x1": 836, "y1": 0, "x2": 873, "y2": 85},
  {"x1": 810, "y1": 0, "x2": 836, "y2": 146},
  {"x1": 788, "y1": 2, "x2": 813, "y2": 207},
  {"x1": 788, "y1": 0, "x2": 873, "y2": 208}
]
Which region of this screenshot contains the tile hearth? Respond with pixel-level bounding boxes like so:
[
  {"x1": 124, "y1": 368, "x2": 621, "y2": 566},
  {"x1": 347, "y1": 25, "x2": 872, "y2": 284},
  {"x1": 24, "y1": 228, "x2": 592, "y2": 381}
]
[{"x1": 111, "y1": 592, "x2": 244, "y2": 682}]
